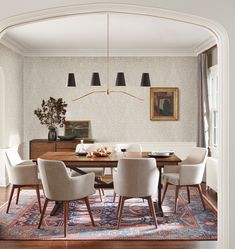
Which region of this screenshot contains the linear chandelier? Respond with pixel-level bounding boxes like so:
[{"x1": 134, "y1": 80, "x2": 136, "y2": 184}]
[{"x1": 67, "y1": 13, "x2": 151, "y2": 101}]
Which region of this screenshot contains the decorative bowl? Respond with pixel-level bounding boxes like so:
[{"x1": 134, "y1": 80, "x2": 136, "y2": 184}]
[{"x1": 58, "y1": 135, "x2": 77, "y2": 141}]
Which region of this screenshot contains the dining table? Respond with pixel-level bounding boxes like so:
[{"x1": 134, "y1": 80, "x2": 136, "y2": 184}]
[{"x1": 39, "y1": 151, "x2": 181, "y2": 216}]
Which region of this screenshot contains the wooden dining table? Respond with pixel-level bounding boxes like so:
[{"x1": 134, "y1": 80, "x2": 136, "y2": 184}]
[{"x1": 39, "y1": 151, "x2": 181, "y2": 216}]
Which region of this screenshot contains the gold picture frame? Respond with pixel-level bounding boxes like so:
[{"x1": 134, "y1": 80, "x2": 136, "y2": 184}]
[
  {"x1": 64, "y1": 120, "x2": 90, "y2": 138},
  {"x1": 150, "y1": 87, "x2": 179, "y2": 121}
]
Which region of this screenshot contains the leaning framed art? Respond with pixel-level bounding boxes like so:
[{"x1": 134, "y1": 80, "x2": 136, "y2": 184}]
[
  {"x1": 150, "y1": 87, "x2": 179, "y2": 121},
  {"x1": 64, "y1": 120, "x2": 90, "y2": 138}
]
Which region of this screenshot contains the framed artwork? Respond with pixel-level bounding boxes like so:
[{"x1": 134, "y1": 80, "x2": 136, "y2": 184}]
[
  {"x1": 150, "y1": 87, "x2": 179, "y2": 121},
  {"x1": 64, "y1": 120, "x2": 90, "y2": 138}
]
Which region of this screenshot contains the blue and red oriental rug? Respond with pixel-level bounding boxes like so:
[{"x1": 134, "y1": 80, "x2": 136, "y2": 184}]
[{"x1": 0, "y1": 188, "x2": 217, "y2": 240}]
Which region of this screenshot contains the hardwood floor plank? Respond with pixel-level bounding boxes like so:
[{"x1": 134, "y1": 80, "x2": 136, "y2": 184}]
[{"x1": 0, "y1": 241, "x2": 217, "y2": 249}]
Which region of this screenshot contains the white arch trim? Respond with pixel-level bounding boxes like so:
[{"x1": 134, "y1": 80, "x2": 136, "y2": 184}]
[{"x1": 0, "y1": 3, "x2": 229, "y2": 248}]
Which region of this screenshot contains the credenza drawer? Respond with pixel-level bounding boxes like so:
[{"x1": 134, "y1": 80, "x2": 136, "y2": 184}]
[
  {"x1": 56, "y1": 141, "x2": 78, "y2": 149},
  {"x1": 30, "y1": 142, "x2": 56, "y2": 159}
]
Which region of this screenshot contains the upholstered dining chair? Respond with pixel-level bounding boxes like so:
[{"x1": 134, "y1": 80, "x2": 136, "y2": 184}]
[
  {"x1": 3, "y1": 147, "x2": 41, "y2": 213},
  {"x1": 162, "y1": 147, "x2": 208, "y2": 213},
  {"x1": 113, "y1": 158, "x2": 159, "y2": 229},
  {"x1": 113, "y1": 143, "x2": 142, "y2": 202},
  {"x1": 74, "y1": 143, "x2": 105, "y2": 201},
  {"x1": 37, "y1": 158, "x2": 96, "y2": 237}
]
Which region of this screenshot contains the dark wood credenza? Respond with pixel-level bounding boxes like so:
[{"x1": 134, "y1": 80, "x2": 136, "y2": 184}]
[{"x1": 29, "y1": 139, "x2": 94, "y2": 160}]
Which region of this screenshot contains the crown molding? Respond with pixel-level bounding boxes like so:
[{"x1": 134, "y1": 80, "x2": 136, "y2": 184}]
[
  {"x1": 22, "y1": 48, "x2": 197, "y2": 57},
  {"x1": 0, "y1": 34, "x2": 25, "y2": 55},
  {"x1": 1, "y1": 35, "x2": 199, "y2": 57},
  {"x1": 194, "y1": 36, "x2": 216, "y2": 55}
]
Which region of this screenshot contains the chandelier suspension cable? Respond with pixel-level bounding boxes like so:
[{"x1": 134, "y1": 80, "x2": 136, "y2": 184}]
[
  {"x1": 106, "y1": 13, "x2": 110, "y2": 94},
  {"x1": 73, "y1": 13, "x2": 144, "y2": 101}
]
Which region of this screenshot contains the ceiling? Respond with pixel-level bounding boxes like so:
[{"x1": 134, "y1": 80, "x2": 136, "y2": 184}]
[{"x1": 1, "y1": 13, "x2": 215, "y2": 56}]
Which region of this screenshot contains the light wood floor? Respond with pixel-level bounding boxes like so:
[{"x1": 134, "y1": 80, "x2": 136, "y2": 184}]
[{"x1": 0, "y1": 185, "x2": 217, "y2": 249}]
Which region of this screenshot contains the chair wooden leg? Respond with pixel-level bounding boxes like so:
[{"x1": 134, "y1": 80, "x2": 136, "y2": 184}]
[
  {"x1": 36, "y1": 185, "x2": 42, "y2": 213},
  {"x1": 84, "y1": 197, "x2": 95, "y2": 226},
  {"x1": 38, "y1": 198, "x2": 49, "y2": 229},
  {"x1": 162, "y1": 182, "x2": 169, "y2": 203},
  {"x1": 16, "y1": 187, "x2": 21, "y2": 205},
  {"x1": 186, "y1": 186, "x2": 190, "y2": 203},
  {"x1": 197, "y1": 184, "x2": 206, "y2": 210},
  {"x1": 98, "y1": 189, "x2": 102, "y2": 202},
  {"x1": 117, "y1": 196, "x2": 125, "y2": 229},
  {"x1": 174, "y1": 186, "x2": 180, "y2": 214},
  {"x1": 6, "y1": 185, "x2": 16, "y2": 213},
  {"x1": 63, "y1": 201, "x2": 69, "y2": 237},
  {"x1": 101, "y1": 188, "x2": 104, "y2": 195},
  {"x1": 116, "y1": 196, "x2": 121, "y2": 217},
  {"x1": 113, "y1": 192, "x2": 116, "y2": 203},
  {"x1": 147, "y1": 196, "x2": 158, "y2": 228}
]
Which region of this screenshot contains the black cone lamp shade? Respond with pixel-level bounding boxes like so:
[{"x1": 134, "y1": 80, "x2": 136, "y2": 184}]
[
  {"x1": 67, "y1": 73, "x2": 76, "y2": 87},
  {"x1": 91, "y1": 72, "x2": 101, "y2": 86},
  {"x1": 141, "y1": 73, "x2": 151, "y2": 87},
  {"x1": 115, "y1": 72, "x2": 126, "y2": 86}
]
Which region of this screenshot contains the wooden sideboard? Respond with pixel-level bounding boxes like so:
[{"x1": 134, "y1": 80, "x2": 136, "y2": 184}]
[{"x1": 29, "y1": 139, "x2": 94, "y2": 160}]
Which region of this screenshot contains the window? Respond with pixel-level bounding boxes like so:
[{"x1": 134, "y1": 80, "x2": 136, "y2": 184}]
[{"x1": 208, "y1": 65, "x2": 218, "y2": 148}]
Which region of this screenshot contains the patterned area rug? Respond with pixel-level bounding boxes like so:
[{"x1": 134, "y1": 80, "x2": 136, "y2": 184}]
[{"x1": 0, "y1": 188, "x2": 217, "y2": 240}]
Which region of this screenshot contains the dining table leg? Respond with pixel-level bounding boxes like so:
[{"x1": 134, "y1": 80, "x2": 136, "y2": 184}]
[{"x1": 50, "y1": 201, "x2": 62, "y2": 216}]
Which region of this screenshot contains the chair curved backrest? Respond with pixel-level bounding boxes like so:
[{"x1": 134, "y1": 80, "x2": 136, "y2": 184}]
[
  {"x1": 115, "y1": 143, "x2": 142, "y2": 152},
  {"x1": 4, "y1": 148, "x2": 38, "y2": 185},
  {"x1": 75, "y1": 143, "x2": 103, "y2": 152},
  {"x1": 37, "y1": 159, "x2": 71, "y2": 200},
  {"x1": 3, "y1": 149, "x2": 15, "y2": 183},
  {"x1": 182, "y1": 147, "x2": 208, "y2": 165},
  {"x1": 5, "y1": 147, "x2": 22, "y2": 166},
  {"x1": 179, "y1": 147, "x2": 208, "y2": 185},
  {"x1": 114, "y1": 158, "x2": 159, "y2": 198}
]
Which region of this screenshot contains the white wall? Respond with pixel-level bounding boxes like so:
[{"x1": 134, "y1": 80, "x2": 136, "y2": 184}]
[
  {"x1": 0, "y1": 43, "x2": 24, "y2": 186},
  {"x1": 23, "y1": 56, "x2": 197, "y2": 144}
]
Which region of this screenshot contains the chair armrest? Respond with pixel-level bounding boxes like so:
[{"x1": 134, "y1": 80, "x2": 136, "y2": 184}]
[
  {"x1": 69, "y1": 173, "x2": 95, "y2": 199},
  {"x1": 11, "y1": 164, "x2": 39, "y2": 185},
  {"x1": 16, "y1": 160, "x2": 35, "y2": 166},
  {"x1": 179, "y1": 164, "x2": 205, "y2": 185},
  {"x1": 164, "y1": 165, "x2": 180, "y2": 173}
]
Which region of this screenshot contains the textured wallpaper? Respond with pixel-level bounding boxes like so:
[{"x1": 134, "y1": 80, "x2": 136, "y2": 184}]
[
  {"x1": 0, "y1": 44, "x2": 24, "y2": 147},
  {"x1": 23, "y1": 56, "x2": 197, "y2": 143},
  {"x1": 0, "y1": 44, "x2": 23, "y2": 185}
]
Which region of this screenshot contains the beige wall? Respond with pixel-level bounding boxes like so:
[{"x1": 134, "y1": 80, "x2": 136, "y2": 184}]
[{"x1": 23, "y1": 56, "x2": 198, "y2": 143}]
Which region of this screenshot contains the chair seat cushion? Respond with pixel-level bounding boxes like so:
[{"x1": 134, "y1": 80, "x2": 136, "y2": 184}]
[
  {"x1": 70, "y1": 167, "x2": 104, "y2": 177},
  {"x1": 163, "y1": 173, "x2": 180, "y2": 185}
]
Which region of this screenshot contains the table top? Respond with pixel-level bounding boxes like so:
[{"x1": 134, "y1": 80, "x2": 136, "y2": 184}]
[{"x1": 39, "y1": 151, "x2": 181, "y2": 168}]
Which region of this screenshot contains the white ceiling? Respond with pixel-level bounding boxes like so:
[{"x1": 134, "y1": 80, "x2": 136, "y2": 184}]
[{"x1": 1, "y1": 13, "x2": 215, "y2": 56}]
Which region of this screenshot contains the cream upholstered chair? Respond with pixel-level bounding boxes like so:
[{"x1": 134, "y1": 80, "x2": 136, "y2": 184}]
[
  {"x1": 162, "y1": 147, "x2": 208, "y2": 213},
  {"x1": 74, "y1": 143, "x2": 105, "y2": 201},
  {"x1": 113, "y1": 143, "x2": 142, "y2": 202},
  {"x1": 3, "y1": 147, "x2": 41, "y2": 213},
  {"x1": 74, "y1": 143, "x2": 105, "y2": 176},
  {"x1": 113, "y1": 158, "x2": 159, "y2": 229},
  {"x1": 37, "y1": 158, "x2": 96, "y2": 237}
]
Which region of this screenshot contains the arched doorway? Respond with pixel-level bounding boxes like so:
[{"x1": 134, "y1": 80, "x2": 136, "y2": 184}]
[{"x1": 0, "y1": 4, "x2": 229, "y2": 248}]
